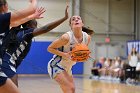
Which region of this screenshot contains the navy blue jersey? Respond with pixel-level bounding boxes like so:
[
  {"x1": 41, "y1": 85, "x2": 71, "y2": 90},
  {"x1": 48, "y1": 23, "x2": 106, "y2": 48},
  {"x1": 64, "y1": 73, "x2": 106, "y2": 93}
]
[
  {"x1": 15, "y1": 28, "x2": 34, "y2": 67},
  {"x1": 3, "y1": 28, "x2": 34, "y2": 69},
  {"x1": 0, "y1": 13, "x2": 12, "y2": 85},
  {"x1": 0, "y1": 13, "x2": 11, "y2": 56}
]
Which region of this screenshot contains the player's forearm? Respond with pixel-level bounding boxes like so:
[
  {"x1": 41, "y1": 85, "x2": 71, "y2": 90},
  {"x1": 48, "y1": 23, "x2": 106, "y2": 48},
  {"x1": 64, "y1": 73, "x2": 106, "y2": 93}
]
[
  {"x1": 44, "y1": 17, "x2": 67, "y2": 31},
  {"x1": 47, "y1": 47, "x2": 65, "y2": 57},
  {"x1": 33, "y1": 17, "x2": 67, "y2": 36},
  {"x1": 10, "y1": 0, "x2": 37, "y2": 23},
  {"x1": 10, "y1": 15, "x2": 35, "y2": 27}
]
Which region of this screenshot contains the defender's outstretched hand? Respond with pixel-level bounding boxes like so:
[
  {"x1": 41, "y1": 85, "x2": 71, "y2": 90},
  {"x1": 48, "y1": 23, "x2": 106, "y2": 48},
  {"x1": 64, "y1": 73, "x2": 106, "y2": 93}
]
[
  {"x1": 33, "y1": 7, "x2": 46, "y2": 19},
  {"x1": 64, "y1": 5, "x2": 69, "y2": 20}
]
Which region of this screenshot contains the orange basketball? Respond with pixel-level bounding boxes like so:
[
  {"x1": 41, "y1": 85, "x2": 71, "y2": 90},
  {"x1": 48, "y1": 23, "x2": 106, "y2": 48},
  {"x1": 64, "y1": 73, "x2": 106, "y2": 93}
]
[{"x1": 70, "y1": 43, "x2": 91, "y2": 62}]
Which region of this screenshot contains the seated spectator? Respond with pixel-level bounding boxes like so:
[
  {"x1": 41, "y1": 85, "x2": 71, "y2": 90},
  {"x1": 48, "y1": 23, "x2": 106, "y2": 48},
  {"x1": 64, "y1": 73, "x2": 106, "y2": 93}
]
[
  {"x1": 109, "y1": 57, "x2": 122, "y2": 81},
  {"x1": 91, "y1": 57, "x2": 105, "y2": 79},
  {"x1": 108, "y1": 58, "x2": 115, "y2": 79},
  {"x1": 119, "y1": 60, "x2": 126, "y2": 82},
  {"x1": 99, "y1": 58, "x2": 111, "y2": 80}
]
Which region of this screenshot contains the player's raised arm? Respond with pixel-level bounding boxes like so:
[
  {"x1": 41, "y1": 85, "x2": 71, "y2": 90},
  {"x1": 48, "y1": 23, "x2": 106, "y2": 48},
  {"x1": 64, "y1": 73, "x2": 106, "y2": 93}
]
[
  {"x1": 33, "y1": 5, "x2": 69, "y2": 36},
  {"x1": 10, "y1": 0, "x2": 37, "y2": 23}
]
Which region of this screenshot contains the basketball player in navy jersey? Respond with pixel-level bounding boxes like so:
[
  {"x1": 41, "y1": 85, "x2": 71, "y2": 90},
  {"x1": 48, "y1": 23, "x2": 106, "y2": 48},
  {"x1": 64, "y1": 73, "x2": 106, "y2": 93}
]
[
  {"x1": 2, "y1": 5, "x2": 69, "y2": 86},
  {"x1": 0, "y1": 0, "x2": 39, "y2": 93}
]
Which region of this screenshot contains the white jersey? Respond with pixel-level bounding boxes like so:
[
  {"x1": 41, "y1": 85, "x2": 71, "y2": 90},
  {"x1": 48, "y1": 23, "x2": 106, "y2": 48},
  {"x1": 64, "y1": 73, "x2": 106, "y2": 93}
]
[
  {"x1": 48, "y1": 31, "x2": 89, "y2": 78},
  {"x1": 129, "y1": 55, "x2": 138, "y2": 67}
]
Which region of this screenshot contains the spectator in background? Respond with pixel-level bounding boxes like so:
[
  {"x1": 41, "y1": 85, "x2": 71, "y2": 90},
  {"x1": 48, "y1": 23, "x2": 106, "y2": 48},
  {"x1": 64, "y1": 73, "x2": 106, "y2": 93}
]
[
  {"x1": 99, "y1": 58, "x2": 111, "y2": 80},
  {"x1": 91, "y1": 57, "x2": 105, "y2": 79},
  {"x1": 127, "y1": 48, "x2": 139, "y2": 84},
  {"x1": 109, "y1": 57, "x2": 122, "y2": 81},
  {"x1": 119, "y1": 60, "x2": 126, "y2": 82}
]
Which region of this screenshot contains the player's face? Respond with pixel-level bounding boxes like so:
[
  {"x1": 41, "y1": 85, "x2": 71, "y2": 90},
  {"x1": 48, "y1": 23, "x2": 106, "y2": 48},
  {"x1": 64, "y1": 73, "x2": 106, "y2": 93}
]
[
  {"x1": 70, "y1": 16, "x2": 84, "y2": 29},
  {"x1": 132, "y1": 48, "x2": 136, "y2": 52}
]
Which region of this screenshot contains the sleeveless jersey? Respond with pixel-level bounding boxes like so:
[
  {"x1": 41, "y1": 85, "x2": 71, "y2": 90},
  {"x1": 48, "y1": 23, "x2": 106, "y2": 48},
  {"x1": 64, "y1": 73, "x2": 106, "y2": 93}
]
[{"x1": 48, "y1": 31, "x2": 89, "y2": 78}]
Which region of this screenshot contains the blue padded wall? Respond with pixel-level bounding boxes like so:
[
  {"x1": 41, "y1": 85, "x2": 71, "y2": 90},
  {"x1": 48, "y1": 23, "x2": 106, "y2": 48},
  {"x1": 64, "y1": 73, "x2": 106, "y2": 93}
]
[
  {"x1": 127, "y1": 40, "x2": 140, "y2": 55},
  {"x1": 17, "y1": 41, "x2": 83, "y2": 74}
]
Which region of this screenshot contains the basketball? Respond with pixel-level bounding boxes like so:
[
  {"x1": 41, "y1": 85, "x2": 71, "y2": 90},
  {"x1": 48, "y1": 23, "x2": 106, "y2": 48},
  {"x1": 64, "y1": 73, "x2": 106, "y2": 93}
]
[{"x1": 70, "y1": 43, "x2": 91, "y2": 62}]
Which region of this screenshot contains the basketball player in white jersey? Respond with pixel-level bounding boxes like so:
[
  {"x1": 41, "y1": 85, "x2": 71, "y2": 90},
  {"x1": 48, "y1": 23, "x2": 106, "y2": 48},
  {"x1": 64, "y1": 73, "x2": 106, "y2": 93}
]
[{"x1": 47, "y1": 15, "x2": 91, "y2": 93}]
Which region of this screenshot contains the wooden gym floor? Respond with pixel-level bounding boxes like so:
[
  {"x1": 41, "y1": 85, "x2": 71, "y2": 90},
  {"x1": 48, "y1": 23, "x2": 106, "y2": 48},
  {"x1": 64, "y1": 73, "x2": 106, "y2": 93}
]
[{"x1": 18, "y1": 75, "x2": 140, "y2": 93}]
